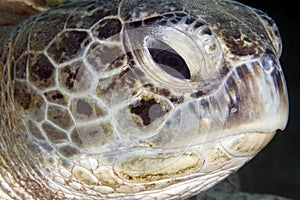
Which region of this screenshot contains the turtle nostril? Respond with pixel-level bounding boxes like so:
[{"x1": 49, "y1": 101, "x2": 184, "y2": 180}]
[
  {"x1": 261, "y1": 48, "x2": 277, "y2": 72},
  {"x1": 146, "y1": 38, "x2": 191, "y2": 80}
]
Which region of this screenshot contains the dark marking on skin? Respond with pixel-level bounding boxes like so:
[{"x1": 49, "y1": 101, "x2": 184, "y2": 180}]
[
  {"x1": 202, "y1": 26, "x2": 212, "y2": 35},
  {"x1": 15, "y1": 90, "x2": 31, "y2": 110},
  {"x1": 59, "y1": 61, "x2": 88, "y2": 91},
  {"x1": 13, "y1": 81, "x2": 45, "y2": 122},
  {"x1": 143, "y1": 16, "x2": 164, "y2": 26},
  {"x1": 170, "y1": 19, "x2": 179, "y2": 24},
  {"x1": 199, "y1": 98, "x2": 210, "y2": 110},
  {"x1": 185, "y1": 17, "x2": 195, "y2": 25},
  {"x1": 51, "y1": 92, "x2": 64, "y2": 100},
  {"x1": 44, "y1": 90, "x2": 68, "y2": 105},
  {"x1": 227, "y1": 38, "x2": 256, "y2": 56},
  {"x1": 143, "y1": 83, "x2": 153, "y2": 88},
  {"x1": 175, "y1": 12, "x2": 187, "y2": 18},
  {"x1": 107, "y1": 54, "x2": 127, "y2": 71},
  {"x1": 130, "y1": 98, "x2": 167, "y2": 126},
  {"x1": 222, "y1": 31, "x2": 257, "y2": 56},
  {"x1": 274, "y1": 30, "x2": 280, "y2": 37},
  {"x1": 66, "y1": 67, "x2": 80, "y2": 89},
  {"x1": 191, "y1": 90, "x2": 206, "y2": 98},
  {"x1": 158, "y1": 88, "x2": 171, "y2": 97},
  {"x1": 143, "y1": 83, "x2": 170, "y2": 97},
  {"x1": 194, "y1": 21, "x2": 204, "y2": 29},
  {"x1": 219, "y1": 64, "x2": 230, "y2": 78},
  {"x1": 169, "y1": 96, "x2": 184, "y2": 104},
  {"x1": 244, "y1": 37, "x2": 251, "y2": 43},
  {"x1": 128, "y1": 20, "x2": 143, "y2": 28}
]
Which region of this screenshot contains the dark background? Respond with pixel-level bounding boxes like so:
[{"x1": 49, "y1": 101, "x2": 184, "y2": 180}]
[{"x1": 236, "y1": 1, "x2": 299, "y2": 199}]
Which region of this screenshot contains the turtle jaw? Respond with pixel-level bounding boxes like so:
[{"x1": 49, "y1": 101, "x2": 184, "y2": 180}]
[{"x1": 210, "y1": 55, "x2": 289, "y2": 143}]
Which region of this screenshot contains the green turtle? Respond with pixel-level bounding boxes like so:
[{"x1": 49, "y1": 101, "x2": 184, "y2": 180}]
[{"x1": 0, "y1": 0, "x2": 289, "y2": 199}]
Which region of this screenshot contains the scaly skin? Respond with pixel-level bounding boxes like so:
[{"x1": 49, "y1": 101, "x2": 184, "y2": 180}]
[{"x1": 0, "y1": 0, "x2": 288, "y2": 199}]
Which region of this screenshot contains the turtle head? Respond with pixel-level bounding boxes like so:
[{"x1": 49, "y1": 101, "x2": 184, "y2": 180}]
[{"x1": 0, "y1": 0, "x2": 289, "y2": 199}]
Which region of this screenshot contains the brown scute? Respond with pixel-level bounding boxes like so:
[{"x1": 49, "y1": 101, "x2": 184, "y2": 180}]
[
  {"x1": 62, "y1": 64, "x2": 81, "y2": 90},
  {"x1": 75, "y1": 121, "x2": 114, "y2": 148},
  {"x1": 66, "y1": 1, "x2": 120, "y2": 29},
  {"x1": 14, "y1": 87, "x2": 31, "y2": 110},
  {"x1": 120, "y1": 0, "x2": 183, "y2": 21},
  {"x1": 224, "y1": 34, "x2": 257, "y2": 57},
  {"x1": 47, "y1": 30, "x2": 90, "y2": 63},
  {"x1": 15, "y1": 54, "x2": 28, "y2": 79},
  {"x1": 92, "y1": 18, "x2": 122, "y2": 40},
  {"x1": 76, "y1": 99, "x2": 93, "y2": 117},
  {"x1": 59, "y1": 60, "x2": 92, "y2": 93},
  {"x1": 10, "y1": 23, "x2": 30, "y2": 59},
  {"x1": 47, "y1": 105, "x2": 74, "y2": 130},
  {"x1": 130, "y1": 98, "x2": 167, "y2": 126},
  {"x1": 58, "y1": 145, "x2": 80, "y2": 158},
  {"x1": 86, "y1": 43, "x2": 124, "y2": 73},
  {"x1": 29, "y1": 14, "x2": 67, "y2": 51},
  {"x1": 70, "y1": 128, "x2": 83, "y2": 147},
  {"x1": 13, "y1": 81, "x2": 46, "y2": 121},
  {"x1": 70, "y1": 97, "x2": 108, "y2": 122},
  {"x1": 42, "y1": 122, "x2": 68, "y2": 143},
  {"x1": 28, "y1": 54, "x2": 55, "y2": 88},
  {"x1": 28, "y1": 120, "x2": 45, "y2": 140}
]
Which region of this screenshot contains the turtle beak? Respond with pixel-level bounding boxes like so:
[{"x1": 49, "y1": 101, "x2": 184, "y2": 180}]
[
  {"x1": 219, "y1": 49, "x2": 289, "y2": 136},
  {"x1": 257, "y1": 49, "x2": 289, "y2": 131}
]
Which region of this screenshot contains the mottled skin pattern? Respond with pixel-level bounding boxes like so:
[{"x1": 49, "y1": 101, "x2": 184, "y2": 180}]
[{"x1": 0, "y1": 0, "x2": 288, "y2": 199}]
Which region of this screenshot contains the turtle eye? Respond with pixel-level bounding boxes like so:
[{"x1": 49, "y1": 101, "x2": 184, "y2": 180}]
[{"x1": 147, "y1": 39, "x2": 191, "y2": 80}]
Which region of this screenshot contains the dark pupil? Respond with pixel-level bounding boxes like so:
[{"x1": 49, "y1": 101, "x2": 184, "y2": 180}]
[{"x1": 148, "y1": 48, "x2": 191, "y2": 80}]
